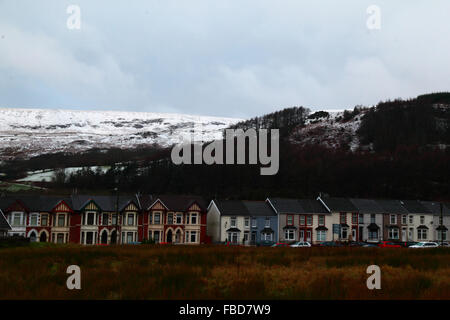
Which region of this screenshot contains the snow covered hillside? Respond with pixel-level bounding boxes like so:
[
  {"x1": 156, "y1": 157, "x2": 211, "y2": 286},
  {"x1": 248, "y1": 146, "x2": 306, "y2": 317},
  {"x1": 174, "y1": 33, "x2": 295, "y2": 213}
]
[{"x1": 0, "y1": 108, "x2": 242, "y2": 159}]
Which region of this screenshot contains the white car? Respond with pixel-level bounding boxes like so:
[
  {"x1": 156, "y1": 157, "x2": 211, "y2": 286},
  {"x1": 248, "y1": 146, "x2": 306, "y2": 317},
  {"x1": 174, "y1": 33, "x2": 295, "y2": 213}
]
[
  {"x1": 409, "y1": 242, "x2": 439, "y2": 248},
  {"x1": 290, "y1": 241, "x2": 311, "y2": 248}
]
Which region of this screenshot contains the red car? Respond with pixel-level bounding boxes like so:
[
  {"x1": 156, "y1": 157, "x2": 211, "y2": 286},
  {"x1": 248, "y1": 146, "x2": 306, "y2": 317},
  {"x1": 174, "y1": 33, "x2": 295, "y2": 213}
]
[
  {"x1": 378, "y1": 241, "x2": 402, "y2": 248},
  {"x1": 271, "y1": 242, "x2": 290, "y2": 247}
]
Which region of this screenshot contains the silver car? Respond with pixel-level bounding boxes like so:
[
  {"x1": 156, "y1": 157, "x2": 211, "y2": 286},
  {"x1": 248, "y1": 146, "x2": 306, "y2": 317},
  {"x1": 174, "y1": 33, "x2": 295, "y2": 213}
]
[{"x1": 409, "y1": 242, "x2": 439, "y2": 248}]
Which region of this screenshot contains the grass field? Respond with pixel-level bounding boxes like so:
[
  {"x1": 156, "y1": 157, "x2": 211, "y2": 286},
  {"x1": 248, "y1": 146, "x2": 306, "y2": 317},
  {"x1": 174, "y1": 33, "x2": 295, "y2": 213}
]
[{"x1": 1, "y1": 244, "x2": 449, "y2": 300}]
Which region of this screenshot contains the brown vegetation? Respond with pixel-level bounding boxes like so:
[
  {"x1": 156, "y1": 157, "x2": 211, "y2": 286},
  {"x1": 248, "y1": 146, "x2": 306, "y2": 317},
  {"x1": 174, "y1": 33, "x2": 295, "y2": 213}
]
[{"x1": 1, "y1": 245, "x2": 449, "y2": 300}]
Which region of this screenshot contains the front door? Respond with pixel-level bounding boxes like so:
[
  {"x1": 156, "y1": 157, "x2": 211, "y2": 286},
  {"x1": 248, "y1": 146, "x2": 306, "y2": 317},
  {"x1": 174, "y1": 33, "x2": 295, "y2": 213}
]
[
  {"x1": 251, "y1": 232, "x2": 256, "y2": 245},
  {"x1": 167, "y1": 230, "x2": 173, "y2": 243},
  {"x1": 299, "y1": 230, "x2": 304, "y2": 241},
  {"x1": 306, "y1": 230, "x2": 311, "y2": 242},
  {"x1": 402, "y1": 228, "x2": 407, "y2": 242}
]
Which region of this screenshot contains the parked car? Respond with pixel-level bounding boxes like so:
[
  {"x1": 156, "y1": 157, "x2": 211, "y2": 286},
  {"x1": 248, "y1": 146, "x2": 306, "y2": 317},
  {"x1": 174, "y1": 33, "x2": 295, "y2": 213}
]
[
  {"x1": 348, "y1": 241, "x2": 366, "y2": 247},
  {"x1": 439, "y1": 242, "x2": 449, "y2": 247},
  {"x1": 271, "y1": 242, "x2": 290, "y2": 247},
  {"x1": 378, "y1": 241, "x2": 402, "y2": 248},
  {"x1": 317, "y1": 241, "x2": 344, "y2": 247},
  {"x1": 290, "y1": 241, "x2": 311, "y2": 248},
  {"x1": 362, "y1": 243, "x2": 379, "y2": 248},
  {"x1": 403, "y1": 241, "x2": 419, "y2": 247},
  {"x1": 258, "y1": 240, "x2": 276, "y2": 247},
  {"x1": 409, "y1": 242, "x2": 439, "y2": 248}
]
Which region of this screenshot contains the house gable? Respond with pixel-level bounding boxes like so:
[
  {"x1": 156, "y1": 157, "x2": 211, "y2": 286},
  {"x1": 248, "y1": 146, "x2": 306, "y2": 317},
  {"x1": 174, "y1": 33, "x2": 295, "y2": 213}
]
[
  {"x1": 149, "y1": 200, "x2": 167, "y2": 211},
  {"x1": 83, "y1": 200, "x2": 100, "y2": 211},
  {"x1": 53, "y1": 200, "x2": 73, "y2": 213},
  {"x1": 188, "y1": 203, "x2": 201, "y2": 211},
  {"x1": 124, "y1": 202, "x2": 138, "y2": 212}
]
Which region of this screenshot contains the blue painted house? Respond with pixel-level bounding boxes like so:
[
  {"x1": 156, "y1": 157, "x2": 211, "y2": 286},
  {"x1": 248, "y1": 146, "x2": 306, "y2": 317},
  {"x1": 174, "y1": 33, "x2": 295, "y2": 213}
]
[{"x1": 207, "y1": 200, "x2": 278, "y2": 245}]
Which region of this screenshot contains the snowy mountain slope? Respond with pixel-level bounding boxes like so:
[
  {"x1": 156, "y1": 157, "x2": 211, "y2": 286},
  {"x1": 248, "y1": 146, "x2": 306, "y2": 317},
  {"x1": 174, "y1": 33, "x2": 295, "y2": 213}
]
[
  {"x1": 0, "y1": 108, "x2": 242, "y2": 159},
  {"x1": 290, "y1": 109, "x2": 366, "y2": 151}
]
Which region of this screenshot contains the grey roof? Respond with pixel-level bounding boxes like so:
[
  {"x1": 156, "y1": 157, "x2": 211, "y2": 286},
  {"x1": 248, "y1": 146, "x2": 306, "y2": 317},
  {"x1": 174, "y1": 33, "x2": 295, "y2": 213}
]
[
  {"x1": 420, "y1": 201, "x2": 450, "y2": 216},
  {"x1": 242, "y1": 201, "x2": 276, "y2": 217},
  {"x1": 268, "y1": 198, "x2": 328, "y2": 214},
  {"x1": 400, "y1": 200, "x2": 432, "y2": 214},
  {"x1": 71, "y1": 195, "x2": 139, "y2": 212},
  {"x1": 350, "y1": 198, "x2": 385, "y2": 214},
  {"x1": 0, "y1": 195, "x2": 73, "y2": 212},
  {"x1": 320, "y1": 197, "x2": 358, "y2": 212},
  {"x1": 298, "y1": 199, "x2": 328, "y2": 214},
  {"x1": 139, "y1": 194, "x2": 207, "y2": 211},
  {"x1": 268, "y1": 198, "x2": 304, "y2": 214},
  {"x1": 0, "y1": 209, "x2": 11, "y2": 231},
  {"x1": 376, "y1": 200, "x2": 409, "y2": 214},
  {"x1": 215, "y1": 200, "x2": 275, "y2": 216},
  {"x1": 214, "y1": 200, "x2": 249, "y2": 216}
]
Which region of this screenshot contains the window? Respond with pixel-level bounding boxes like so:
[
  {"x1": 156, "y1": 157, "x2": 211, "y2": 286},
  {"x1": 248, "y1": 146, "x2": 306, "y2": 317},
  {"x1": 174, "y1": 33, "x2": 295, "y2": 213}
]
[
  {"x1": 262, "y1": 233, "x2": 273, "y2": 241},
  {"x1": 420, "y1": 216, "x2": 425, "y2": 224},
  {"x1": 285, "y1": 229, "x2": 295, "y2": 241},
  {"x1": 86, "y1": 232, "x2": 93, "y2": 245},
  {"x1": 370, "y1": 214, "x2": 375, "y2": 224},
  {"x1": 287, "y1": 215, "x2": 294, "y2": 225},
  {"x1": 318, "y1": 215, "x2": 325, "y2": 226},
  {"x1": 389, "y1": 227, "x2": 399, "y2": 239},
  {"x1": 30, "y1": 214, "x2": 38, "y2": 226},
  {"x1": 168, "y1": 213, "x2": 173, "y2": 224},
  {"x1": 402, "y1": 215, "x2": 407, "y2": 225},
  {"x1": 87, "y1": 212, "x2": 95, "y2": 225},
  {"x1": 299, "y1": 215, "x2": 305, "y2": 225},
  {"x1": 127, "y1": 214, "x2": 134, "y2": 226},
  {"x1": 265, "y1": 217, "x2": 270, "y2": 227},
  {"x1": 230, "y1": 217, "x2": 236, "y2": 227},
  {"x1": 244, "y1": 217, "x2": 250, "y2": 227},
  {"x1": 409, "y1": 215, "x2": 413, "y2": 224},
  {"x1": 306, "y1": 215, "x2": 312, "y2": 226},
  {"x1": 417, "y1": 229, "x2": 427, "y2": 240},
  {"x1": 340, "y1": 213, "x2": 346, "y2": 224},
  {"x1": 369, "y1": 230, "x2": 378, "y2": 240},
  {"x1": 438, "y1": 230, "x2": 447, "y2": 241},
  {"x1": 176, "y1": 214, "x2": 182, "y2": 224},
  {"x1": 102, "y1": 213, "x2": 109, "y2": 226},
  {"x1": 149, "y1": 213, "x2": 153, "y2": 225},
  {"x1": 41, "y1": 214, "x2": 48, "y2": 226},
  {"x1": 154, "y1": 213, "x2": 161, "y2": 224},
  {"x1": 352, "y1": 213, "x2": 358, "y2": 224},
  {"x1": 317, "y1": 230, "x2": 326, "y2": 241},
  {"x1": 127, "y1": 232, "x2": 133, "y2": 243},
  {"x1": 228, "y1": 232, "x2": 239, "y2": 244},
  {"x1": 13, "y1": 213, "x2": 22, "y2": 226},
  {"x1": 57, "y1": 233, "x2": 65, "y2": 244},
  {"x1": 57, "y1": 214, "x2": 65, "y2": 227},
  {"x1": 185, "y1": 213, "x2": 190, "y2": 224},
  {"x1": 190, "y1": 231, "x2": 197, "y2": 243},
  {"x1": 390, "y1": 215, "x2": 397, "y2": 225},
  {"x1": 252, "y1": 218, "x2": 257, "y2": 227}
]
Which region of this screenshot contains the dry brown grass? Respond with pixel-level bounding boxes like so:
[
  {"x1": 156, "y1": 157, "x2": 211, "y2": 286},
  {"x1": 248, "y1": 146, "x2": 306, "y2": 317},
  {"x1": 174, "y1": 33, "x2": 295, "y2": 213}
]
[{"x1": 1, "y1": 245, "x2": 449, "y2": 300}]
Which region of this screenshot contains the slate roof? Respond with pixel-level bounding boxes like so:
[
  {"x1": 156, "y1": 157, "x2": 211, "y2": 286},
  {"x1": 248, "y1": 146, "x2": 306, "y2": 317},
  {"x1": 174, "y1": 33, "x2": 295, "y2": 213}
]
[
  {"x1": 0, "y1": 209, "x2": 11, "y2": 231},
  {"x1": 71, "y1": 195, "x2": 139, "y2": 212},
  {"x1": 298, "y1": 199, "x2": 329, "y2": 214},
  {"x1": 267, "y1": 198, "x2": 304, "y2": 214},
  {"x1": 268, "y1": 198, "x2": 327, "y2": 214},
  {"x1": 420, "y1": 201, "x2": 450, "y2": 216},
  {"x1": 400, "y1": 200, "x2": 432, "y2": 214},
  {"x1": 243, "y1": 201, "x2": 276, "y2": 217},
  {"x1": 320, "y1": 197, "x2": 358, "y2": 212},
  {"x1": 350, "y1": 198, "x2": 385, "y2": 214},
  {"x1": 214, "y1": 200, "x2": 275, "y2": 216},
  {"x1": 376, "y1": 200, "x2": 409, "y2": 214},
  {"x1": 157, "y1": 195, "x2": 207, "y2": 212}
]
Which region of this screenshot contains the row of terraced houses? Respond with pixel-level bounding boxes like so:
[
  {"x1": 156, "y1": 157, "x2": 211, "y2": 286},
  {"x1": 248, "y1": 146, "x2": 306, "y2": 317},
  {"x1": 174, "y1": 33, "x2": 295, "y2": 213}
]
[{"x1": 0, "y1": 194, "x2": 449, "y2": 245}]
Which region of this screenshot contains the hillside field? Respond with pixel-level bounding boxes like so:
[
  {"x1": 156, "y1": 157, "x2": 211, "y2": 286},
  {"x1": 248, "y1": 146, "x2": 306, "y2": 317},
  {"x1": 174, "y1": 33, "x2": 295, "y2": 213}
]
[{"x1": 1, "y1": 245, "x2": 449, "y2": 300}]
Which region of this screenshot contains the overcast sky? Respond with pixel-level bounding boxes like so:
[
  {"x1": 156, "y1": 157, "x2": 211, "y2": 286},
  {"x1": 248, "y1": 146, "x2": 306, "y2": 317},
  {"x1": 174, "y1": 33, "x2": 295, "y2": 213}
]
[{"x1": 0, "y1": 1, "x2": 449, "y2": 118}]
